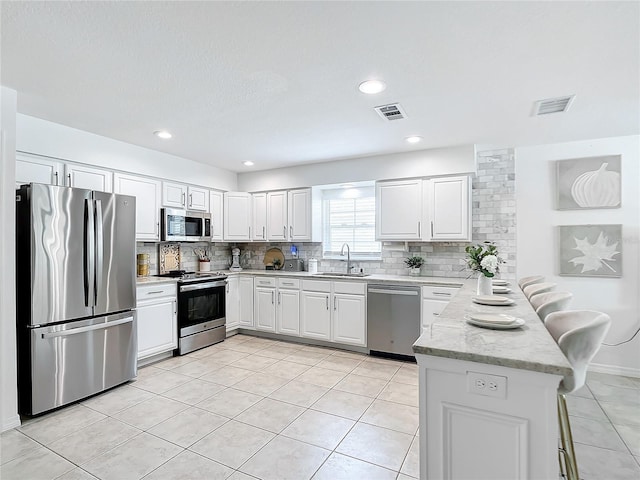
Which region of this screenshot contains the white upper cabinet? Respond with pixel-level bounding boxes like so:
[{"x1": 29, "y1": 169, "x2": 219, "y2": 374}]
[
  {"x1": 162, "y1": 181, "x2": 187, "y2": 208},
  {"x1": 162, "y1": 182, "x2": 209, "y2": 211},
  {"x1": 425, "y1": 175, "x2": 471, "y2": 241},
  {"x1": 267, "y1": 191, "x2": 288, "y2": 241},
  {"x1": 376, "y1": 179, "x2": 423, "y2": 240},
  {"x1": 252, "y1": 193, "x2": 268, "y2": 241},
  {"x1": 16, "y1": 152, "x2": 63, "y2": 187},
  {"x1": 114, "y1": 172, "x2": 161, "y2": 241},
  {"x1": 209, "y1": 190, "x2": 224, "y2": 241},
  {"x1": 288, "y1": 188, "x2": 312, "y2": 241},
  {"x1": 64, "y1": 164, "x2": 113, "y2": 192},
  {"x1": 224, "y1": 192, "x2": 252, "y2": 241}
]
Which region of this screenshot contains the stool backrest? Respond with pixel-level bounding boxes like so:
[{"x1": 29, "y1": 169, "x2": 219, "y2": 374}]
[
  {"x1": 545, "y1": 310, "x2": 611, "y2": 393},
  {"x1": 530, "y1": 292, "x2": 573, "y2": 322},
  {"x1": 518, "y1": 275, "x2": 545, "y2": 290},
  {"x1": 523, "y1": 282, "x2": 556, "y2": 299}
]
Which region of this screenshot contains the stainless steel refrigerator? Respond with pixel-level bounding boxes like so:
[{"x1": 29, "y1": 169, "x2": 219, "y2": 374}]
[{"x1": 16, "y1": 183, "x2": 138, "y2": 415}]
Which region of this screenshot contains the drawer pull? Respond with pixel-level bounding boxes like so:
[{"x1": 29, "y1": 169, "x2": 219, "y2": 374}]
[
  {"x1": 282, "y1": 282, "x2": 294, "y2": 286},
  {"x1": 433, "y1": 312, "x2": 440, "y2": 316},
  {"x1": 146, "y1": 290, "x2": 164, "y2": 295},
  {"x1": 432, "y1": 292, "x2": 451, "y2": 296}
]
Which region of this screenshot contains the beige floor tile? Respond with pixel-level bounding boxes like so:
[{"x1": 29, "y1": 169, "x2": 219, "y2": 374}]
[
  {"x1": 587, "y1": 372, "x2": 640, "y2": 389},
  {"x1": 333, "y1": 373, "x2": 388, "y2": 398},
  {"x1": 189, "y1": 420, "x2": 274, "y2": 469},
  {"x1": 56, "y1": 467, "x2": 99, "y2": 479},
  {"x1": 361, "y1": 399, "x2": 419, "y2": 435},
  {"x1": 148, "y1": 406, "x2": 228, "y2": 447},
  {"x1": 225, "y1": 342, "x2": 268, "y2": 354},
  {"x1": 567, "y1": 384, "x2": 594, "y2": 399},
  {"x1": 154, "y1": 354, "x2": 197, "y2": 370},
  {"x1": 574, "y1": 442, "x2": 640, "y2": 480},
  {"x1": 378, "y1": 381, "x2": 419, "y2": 407},
  {"x1": 269, "y1": 380, "x2": 329, "y2": 408},
  {"x1": 570, "y1": 415, "x2": 628, "y2": 452},
  {"x1": 82, "y1": 384, "x2": 153, "y2": 416},
  {"x1": 281, "y1": 409, "x2": 355, "y2": 450},
  {"x1": 234, "y1": 398, "x2": 305, "y2": 433},
  {"x1": 0, "y1": 445, "x2": 75, "y2": 480},
  {"x1": 615, "y1": 424, "x2": 640, "y2": 456},
  {"x1": 18, "y1": 405, "x2": 106, "y2": 445},
  {"x1": 113, "y1": 395, "x2": 189, "y2": 430},
  {"x1": 400, "y1": 436, "x2": 419, "y2": 478},
  {"x1": 351, "y1": 362, "x2": 400, "y2": 381},
  {"x1": 310, "y1": 389, "x2": 373, "y2": 420},
  {"x1": 600, "y1": 401, "x2": 640, "y2": 427},
  {"x1": 232, "y1": 372, "x2": 291, "y2": 396},
  {"x1": 207, "y1": 348, "x2": 252, "y2": 364},
  {"x1": 196, "y1": 388, "x2": 263, "y2": 418},
  {"x1": 283, "y1": 350, "x2": 329, "y2": 366},
  {"x1": 565, "y1": 395, "x2": 609, "y2": 422},
  {"x1": 240, "y1": 435, "x2": 330, "y2": 480},
  {"x1": 131, "y1": 370, "x2": 192, "y2": 394},
  {"x1": 227, "y1": 472, "x2": 258, "y2": 480},
  {"x1": 260, "y1": 360, "x2": 311, "y2": 380},
  {"x1": 135, "y1": 365, "x2": 163, "y2": 380},
  {"x1": 296, "y1": 366, "x2": 347, "y2": 388},
  {"x1": 311, "y1": 452, "x2": 397, "y2": 480},
  {"x1": 185, "y1": 344, "x2": 226, "y2": 359},
  {"x1": 315, "y1": 355, "x2": 363, "y2": 373},
  {"x1": 330, "y1": 350, "x2": 367, "y2": 361},
  {"x1": 0, "y1": 429, "x2": 41, "y2": 465},
  {"x1": 169, "y1": 358, "x2": 223, "y2": 378},
  {"x1": 143, "y1": 450, "x2": 234, "y2": 480},
  {"x1": 200, "y1": 365, "x2": 255, "y2": 386},
  {"x1": 48, "y1": 417, "x2": 140, "y2": 464},
  {"x1": 336, "y1": 422, "x2": 413, "y2": 471},
  {"x1": 82, "y1": 432, "x2": 181, "y2": 480},
  {"x1": 230, "y1": 354, "x2": 279, "y2": 372},
  {"x1": 161, "y1": 378, "x2": 226, "y2": 405},
  {"x1": 397, "y1": 474, "x2": 417, "y2": 480},
  {"x1": 254, "y1": 347, "x2": 295, "y2": 360},
  {"x1": 588, "y1": 381, "x2": 640, "y2": 406},
  {"x1": 390, "y1": 366, "x2": 419, "y2": 386}
]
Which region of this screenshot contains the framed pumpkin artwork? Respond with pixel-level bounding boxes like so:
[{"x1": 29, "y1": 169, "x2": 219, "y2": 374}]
[{"x1": 556, "y1": 155, "x2": 621, "y2": 210}]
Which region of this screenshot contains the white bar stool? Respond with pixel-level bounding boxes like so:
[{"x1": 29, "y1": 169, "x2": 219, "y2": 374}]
[
  {"x1": 544, "y1": 310, "x2": 611, "y2": 480},
  {"x1": 523, "y1": 282, "x2": 556, "y2": 299},
  {"x1": 518, "y1": 275, "x2": 545, "y2": 290},
  {"x1": 530, "y1": 292, "x2": 573, "y2": 322}
]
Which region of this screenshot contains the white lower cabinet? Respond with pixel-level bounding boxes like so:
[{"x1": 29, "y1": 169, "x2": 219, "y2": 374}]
[
  {"x1": 301, "y1": 290, "x2": 332, "y2": 341},
  {"x1": 332, "y1": 293, "x2": 366, "y2": 346},
  {"x1": 277, "y1": 278, "x2": 300, "y2": 336},
  {"x1": 136, "y1": 283, "x2": 177, "y2": 360},
  {"x1": 226, "y1": 276, "x2": 240, "y2": 331},
  {"x1": 421, "y1": 285, "x2": 460, "y2": 333},
  {"x1": 238, "y1": 276, "x2": 255, "y2": 328},
  {"x1": 254, "y1": 285, "x2": 276, "y2": 332}
]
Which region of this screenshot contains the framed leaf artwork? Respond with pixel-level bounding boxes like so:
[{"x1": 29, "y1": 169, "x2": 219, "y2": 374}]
[
  {"x1": 558, "y1": 224, "x2": 622, "y2": 277},
  {"x1": 556, "y1": 155, "x2": 621, "y2": 210}
]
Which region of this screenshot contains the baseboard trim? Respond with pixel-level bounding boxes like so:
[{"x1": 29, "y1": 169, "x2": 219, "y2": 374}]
[
  {"x1": 590, "y1": 362, "x2": 640, "y2": 378},
  {"x1": 2, "y1": 414, "x2": 21, "y2": 432}
]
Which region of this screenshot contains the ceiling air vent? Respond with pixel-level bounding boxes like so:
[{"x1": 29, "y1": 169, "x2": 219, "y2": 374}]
[
  {"x1": 533, "y1": 95, "x2": 575, "y2": 115},
  {"x1": 374, "y1": 103, "x2": 407, "y2": 121}
]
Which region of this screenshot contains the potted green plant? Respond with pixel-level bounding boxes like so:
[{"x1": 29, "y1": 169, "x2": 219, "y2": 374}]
[
  {"x1": 404, "y1": 256, "x2": 424, "y2": 276},
  {"x1": 465, "y1": 241, "x2": 505, "y2": 295},
  {"x1": 272, "y1": 258, "x2": 282, "y2": 270}
]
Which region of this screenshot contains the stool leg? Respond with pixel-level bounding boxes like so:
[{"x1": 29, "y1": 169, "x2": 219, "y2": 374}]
[{"x1": 558, "y1": 394, "x2": 579, "y2": 480}]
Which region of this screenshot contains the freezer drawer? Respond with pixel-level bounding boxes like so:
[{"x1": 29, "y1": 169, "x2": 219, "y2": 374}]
[{"x1": 19, "y1": 312, "x2": 137, "y2": 415}]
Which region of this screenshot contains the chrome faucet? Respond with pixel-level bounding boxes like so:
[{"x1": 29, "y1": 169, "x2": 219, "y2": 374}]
[{"x1": 340, "y1": 243, "x2": 352, "y2": 274}]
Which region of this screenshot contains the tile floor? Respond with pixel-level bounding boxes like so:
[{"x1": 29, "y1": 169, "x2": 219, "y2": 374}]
[{"x1": 1, "y1": 334, "x2": 639, "y2": 480}]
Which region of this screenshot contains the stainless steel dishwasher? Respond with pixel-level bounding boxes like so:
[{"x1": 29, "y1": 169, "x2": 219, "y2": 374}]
[{"x1": 367, "y1": 284, "x2": 421, "y2": 359}]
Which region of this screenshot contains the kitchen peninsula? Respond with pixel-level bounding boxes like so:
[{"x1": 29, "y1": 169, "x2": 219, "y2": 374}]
[{"x1": 413, "y1": 282, "x2": 572, "y2": 479}]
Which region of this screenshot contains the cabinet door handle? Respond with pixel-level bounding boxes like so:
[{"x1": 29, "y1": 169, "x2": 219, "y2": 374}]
[
  {"x1": 431, "y1": 221, "x2": 434, "y2": 237},
  {"x1": 54, "y1": 171, "x2": 59, "y2": 185},
  {"x1": 278, "y1": 292, "x2": 281, "y2": 304},
  {"x1": 325, "y1": 295, "x2": 329, "y2": 310},
  {"x1": 262, "y1": 226, "x2": 265, "y2": 239},
  {"x1": 182, "y1": 192, "x2": 186, "y2": 207},
  {"x1": 226, "y1": 283, "x2": 229, "y2": 293},
  {"x1": 272, "y1": 291, "x2": 275, "y2": 304},
  {"x1": 334, "y1": 297, "x2": 337, "y2": 311},
  {"x1": 249, "y1": 226, "x2": 251, "y2": 238},
  {"x1": 290, "y1": 225, "x2": 293, "y2": 238},
  {"x1": 283, "y1": 226, "x2": 286, "y2": 238},
  {"x1": 418, "y1": 221, "x2": 421, "y2": 237},
  {"x1": 67, "y1": 173, "x2": 72, "y2": 186},
  {"x1": 156, "y1": 222, "x2": 159, "y2": 235}
]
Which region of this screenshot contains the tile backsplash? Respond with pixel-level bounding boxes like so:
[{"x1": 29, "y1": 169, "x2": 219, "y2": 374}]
[{"x1": 136, "y1": 150, "x2": 515, "y2": 279}]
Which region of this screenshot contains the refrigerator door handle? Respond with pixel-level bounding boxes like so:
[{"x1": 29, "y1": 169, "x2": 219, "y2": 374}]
[
  {"x1": 84, "y1": 199, "x2": 96, "y2": 307},
  {"x1": 94, "y1": 199, "x2": 104, "y2": 307},
  {"x1": 41, "y1": 316, "x2": 134, "y2": 339}
]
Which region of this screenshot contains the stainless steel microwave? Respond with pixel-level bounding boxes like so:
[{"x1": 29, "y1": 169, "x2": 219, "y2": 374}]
[{"x1": 161, "y1": 208, "x2": 211, "y2": 242}]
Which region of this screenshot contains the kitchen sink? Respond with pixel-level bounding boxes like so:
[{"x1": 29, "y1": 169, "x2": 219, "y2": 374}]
[{"x1": 314, "y1": 272, "x2": 371, "y2": 277}]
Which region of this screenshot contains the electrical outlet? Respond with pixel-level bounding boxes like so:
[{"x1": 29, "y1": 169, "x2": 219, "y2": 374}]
[{"x1": 467, "y1": 371, "x2": 507, "y2": 398}]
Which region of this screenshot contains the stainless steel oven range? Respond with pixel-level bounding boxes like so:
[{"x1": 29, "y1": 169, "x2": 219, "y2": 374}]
[{"x1": 156, "y1": 271, "x2": 227, "y2": 354}]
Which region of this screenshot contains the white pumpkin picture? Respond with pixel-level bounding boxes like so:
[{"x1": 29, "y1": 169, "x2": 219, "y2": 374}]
[
  {"x1": 570, "y1": 163, "x2": 621, "y2": 208},
  {"x1": 556, "y1": 155, "x2": 622, "y2": 210}
]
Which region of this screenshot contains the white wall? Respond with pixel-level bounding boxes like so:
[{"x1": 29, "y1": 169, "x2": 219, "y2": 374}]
[
  {"x1": 1, "y1": 87, "x2": 19, "y2": 431},
  {"x1": 17, "y1": 115, "x2": 238, "y2": 191},
  {"x1": 238, "y1": 145, "x2": 476, "y2": 191},
  {"x1": 516, "y1": 136, "x2": 640, "y2": 376}
]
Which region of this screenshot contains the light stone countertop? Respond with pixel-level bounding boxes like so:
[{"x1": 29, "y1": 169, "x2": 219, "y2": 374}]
[
  {"x1": 412, "y1": 279, "x2": 572, "y2": 376},
  {"x1": 135, "y1": 276, "x2": 179, "y2": 286}
]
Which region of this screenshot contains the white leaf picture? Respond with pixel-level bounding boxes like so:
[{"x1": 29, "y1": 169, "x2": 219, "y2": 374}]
[
  {"x1": 569, "y1": 232, "x2": 620, "y2": 273},
  {"x1": 559, "y1": 225, "x2": 622, "y2": 277}
]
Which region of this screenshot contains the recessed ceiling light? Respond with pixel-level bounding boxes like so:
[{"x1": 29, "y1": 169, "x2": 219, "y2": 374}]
[
  {"x1": 358, "y1": 80, "x2": 386, "y2": 94},
  {"x1": 243, "y1": 161, "x2": 254, "y2": 166},
  {"x1": 405, "y1": 136, "x2": 422, "y2": 144},
  {"x1": 154, "y1": 130, "x2": 172, "y2": 139}
]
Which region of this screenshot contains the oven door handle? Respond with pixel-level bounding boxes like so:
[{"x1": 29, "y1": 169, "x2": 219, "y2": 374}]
[{"x1": 180, "y1": 280, "x2": 227, "y2": 292}]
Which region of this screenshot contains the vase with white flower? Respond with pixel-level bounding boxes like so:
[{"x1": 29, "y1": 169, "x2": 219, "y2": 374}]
[{"x1": 465, "y1": 242, "x2": 505, "y2": 295}]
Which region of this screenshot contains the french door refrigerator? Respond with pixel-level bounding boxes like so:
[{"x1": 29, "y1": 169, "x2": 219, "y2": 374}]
[{"x1": 16, "y1": 183, "x2": 138, "y2": 415}]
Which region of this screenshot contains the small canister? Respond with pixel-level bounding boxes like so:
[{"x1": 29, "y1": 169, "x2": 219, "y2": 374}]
[
  {"x1": 308, "y1": 258, "x2": 318, "y2": 274},
  {"x1": 137, "y1": 253, "x2": 150, "y2": 277}
]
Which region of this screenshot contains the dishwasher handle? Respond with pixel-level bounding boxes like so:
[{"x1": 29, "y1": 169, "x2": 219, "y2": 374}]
[{"x1": 368, "y1": 288, "x2": 418, "y2": 296}]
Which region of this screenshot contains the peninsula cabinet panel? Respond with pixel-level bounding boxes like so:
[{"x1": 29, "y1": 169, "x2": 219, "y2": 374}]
[{"x1": 376, "y1": 179, "x2": 423, "y2": 240}]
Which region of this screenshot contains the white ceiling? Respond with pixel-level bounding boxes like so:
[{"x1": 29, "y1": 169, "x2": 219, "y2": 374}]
[{"x1": 2, "y1": 1, "x2": 638, "y2": 173}]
